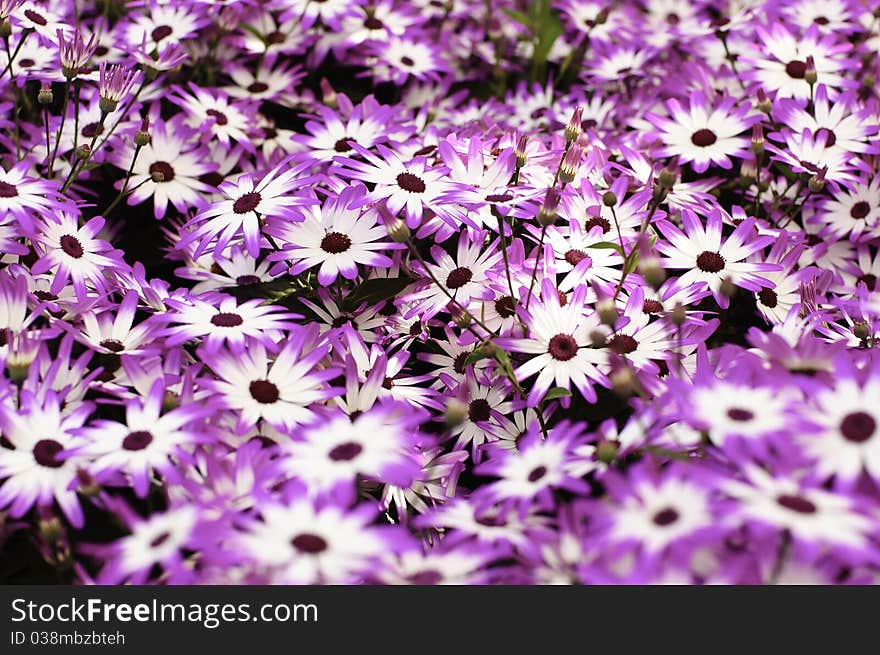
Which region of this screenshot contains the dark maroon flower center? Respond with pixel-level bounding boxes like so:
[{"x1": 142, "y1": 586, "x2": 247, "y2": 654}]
[
  {"x1": 548, "y1": 333, "x2": 578, "y2": 361},
  {"x1": 334, "y1": 138, "x2": 354, "y2": 152},
  {"x1": 211, "y1": 312, "x2": 244, "y2": 327},
  {"x1": 666, "y1": 12, "x2": 680, "y2": 24},
  {"x1": 691, "y1": 129, "x2": 717, "y2": 147},
  {"x1": 81, "y1": 122, "x2": 105, "y2": 138},
  {"x1": 321, "y1": 232, "x2": 352, "y2": 254},
  {"x1": 0, "y1": 180, "x2": 18, "y2": 197},
  {"x1": 200, "y1": 172, "x2": 223, "y2": 187},
  {"x1": 653, "y1": 507, "x2": 679, "y2": 526},
  {"x1": 206, "y1": 109, "x2": 229, "y2": 126},
  {"x1": 757, "y1": 288, "x2": 778, "y2": 308},
  {"x1": 485, "y1": 193, "x2": 513, "y2": 203},
  {"x1": 564, "y1": 249, "x2": 588, "y2": 266},
  {"x1": 696, "y1": 251, "x2": 725, "y2": 273},
  {"x1": 777, "y1": 494, "x2": 816, "y2": 514},
  {"x1": 100, "y1": 339, "x2": 125, "y2": 353},
  {"x1": 446, "y1": 267, "x2": 473, "y2": 289},
  {"x1": 527, "y1": 466, "x2": 547, "y2": 482},
  {"x1": 839, "y1": 411, "x2": 876, "y2": 443},
  {"x1": 328, "y1": 441, "x2": 363, "y2": 461},
  {"x1": 122, "y1": 430, "x2": 153, "y2": 451},
  {"x1": 607, "y1": 334, "x2": 638, "y2": 355},
  {"x1": 263, "y1": 127, "x2": 278, "y2": 140},
  {"x1": 643, "y1": 299, "x2": 663, "y2": 314},
  {"x1": 247, "y1": 81, "x2": 269, "y2": 93},
  {"x1": 291, "y1": 533, "x2": 328, "y2": 554},
  {"x1": 18, "y1": 58, "x2": 34, "y2": 68},
  {"x1": 396, "y1": 172, "x2": 426, "y2": 193},
  {"x1": 814, "y1": 16, "x2": 829, "y2": 25},
  {"x1": 468, "y1": 398, "x2": 491, "y2": 423},
  {"x1": 249, "y1": 379, "x2": 279, "y2": 404},
  {"x1": 785, "y1": 60, "x2": 807, "y2": 79},
  {"x1": 727, "y1": 408, "x2": 754, "y2": 422},
  {"x1": 150, "y1": 532, "x2": 171, "y2": 548},
  {"x1": 151, "y1": 25, "x2": 173, "y2": 42},
  {"x1": 364, "y1": 16, "x2": 384, "y2": 30},
  {"x1": 816, "y1": 128, "x2": 836, "y2": 147},
  {"x1": 408, "y1": 570, "x2": 442, "y2": 585},
  {"x1": 266, "y1": 31, "x2": 285, "y2": 44},
  {"x1": 24, "y1": 9, "x2": 47, "y2": 25},
  {"x1": 33, "y1": 439, "x2": 65, "y2": 468},
  {"x1": 584, "y1": 215, "x2": 611, "y2": 233},
  {"x1": 60, "y1": 234, "x2": 84, "y2": 259},
  {"x1": 850, "y1": 201, "x2": 870, "y2": 219},
  {"x1": 233, "y1": 192, "x2": 261, "y2": 214},
  {"x1": 400, "y1": 56, "x2": 415, "y2": 67},
  {"x1": 149, "y1": 161, "x2": 175, "y2": 182},
  {"x1": 858, "y1": 273, "x2": 877, "y2": 291},
  {"x1": 236, "y1": 275, "x2": 261, "y2": 286},
  {"x1": 453, "y1": 351, "x2": 469, "y2": 374},
  {"x1": 495, "y1": 295, "x2": 516, "y2": 318}
]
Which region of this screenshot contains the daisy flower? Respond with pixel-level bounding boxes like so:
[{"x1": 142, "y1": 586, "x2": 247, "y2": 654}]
[
  {"x1": 497, "y1": 279, "x2": 610, "y2": 406},
  {"x1": 269, "y1": 184, "x2": 399, "y2": 286},
  {"x1": 181, "y1": 156, "x2": 317, "y2": 259},
  {"x1": 814, "y1": 175, "x2": 880, "y2": 241},
  {"x1": 0, "y1": 161, "x2": 62, "y2": 230},
  {"x1": 173, "y1": 84, "x2": 257, "y2": 151},
  {"x1": 200, "y1": 329, "x2": 340, "y2": 434},
  {"x1": 655, "y1": 209, "x2": 778, "y2": 308},
  {"x1": 235, "y1": 498, "x2": 389, "y2": 584},
  {"x1": 293, "y1": 95, "x2": 394, "y2": 163},
  {"x1": 0, "y1": 392, "x2": 93, "y2": 528},
  {"x1": 646, "y1": 90, "x2": 759, "y2": 173}
]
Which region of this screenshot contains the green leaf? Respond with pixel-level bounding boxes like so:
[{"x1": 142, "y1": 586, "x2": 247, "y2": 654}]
[
  {"x1": 500, "y1": 8, "x2": 531, "y2": 27},
  {"x1": 230, "y1": 277, "x2": 299, "y2": 303},
  {"x1": 624, "y1": 250, "x2": 641, "y2": 275},
  {"x1": 589, "y1": 241, "x2": 626, "y2": 256},
  {"x1": 532, "y1": 10, "x2": 563, "y2": 65},
  {"x1": 342, "y1": 275, "x2": 413, "y2": 311},
  {"x1": 464, "y1": 350, "x2": 487, "y2": 366},
  {"x1": 543, "y1": 387, "x2": 572, "y2": 401}
]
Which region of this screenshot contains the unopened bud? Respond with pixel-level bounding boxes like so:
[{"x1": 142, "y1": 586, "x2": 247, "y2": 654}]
[
  {"x1": 452, "y1": 307, "x2": 472, "y2": 329},
  {"x1": 808, "y1": 167, "x2": 826, "y2": 193},
  {"x1": 99, "y1": 97, "x2": 118, "y2": 113},
  {"x1": 565, "y1": 106, "x2": 583, "y2": 144},
  {"x1": 597, "y1": 299, "x2": 618, "y2": 326},
  {"x1": 853, "y1": 320, "x2": 871, "y2": 341},
  {"x1": 595, "y1": 8, "x2": 610, "y2": 25},
  {"x1": 602, "y1": 190, "x2": 617, "y2": 207},
  {"x1": 538, "y1": 187, "x2": 560, "y2": 226},
  {"x1": 720, "y1": 277, "x2": 736, "y2": 299},
  {"x1": 557, "y1": 145, "x2": 581, "y2": 185},
  {"x1": 750, "y1": 124, "x2": 764, "y2": 156},
  {"x1": 162, "y1": 390, "x2": 180, "y2": 413},
  {"x1": 639, "y1": 256, "x2": 666, "y2": 288},
  {"x1": 590, "y1": 328, "x2": 608, "y2": 348},
  {"x1": 0, "y1": 19, "x2": 11, "y2": 39},
  {"x1": 596, "y1": 440, "x2": 618, "y2": 464},
  {"x1": 658, "y1": 162, "x2": 677, "y2": 189},
  {"x1": 134, "y1": 117, "x2": 151, "y2": 147},
  {"x1": 670, "y1": 304, "x2": 687, "y2": 326},
  {"x1": 444, "y1": 398, "x2": 469, "y2": 427},
  {"x1": 77, "y1": 468, "x2": 102, "y2": 497},
  {"x1": 320, "y1": 78, "x2": 336, "y2": 108},
  {"x1": 756, "y1": 88, "x2": 772, "y2": 114},
  {"x1": 386, "y1": 218, "x2": 410, "y2": 243},
  {"x1": 515, "y1": 135, "x2": 529, "y2": 168},
  {"x1": 804, "y1": 56, "x2": 817, "y2": 85},
  {"x1": 38, "y1": 83, "x2": 53, "y2": 105},
  {"x1": 39, "y1": 513, "x2": 64, "y2": 543},
  {"x1": 75, "y1": 144, "x2": 91, "y2": 161},
  {"x1": 610, "y1": 367, "x2": 635, "y2": 396},
  {"x1": 151, "y1": 169, "x2": 165, "y2": 183}
]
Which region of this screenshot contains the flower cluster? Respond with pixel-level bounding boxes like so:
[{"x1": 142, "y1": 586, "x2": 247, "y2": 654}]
[{"x1": 1, "y1": 0, "x2": 880, "y2": 585}]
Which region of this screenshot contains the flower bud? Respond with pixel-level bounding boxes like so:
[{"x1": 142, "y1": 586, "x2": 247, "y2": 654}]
[
  {"x1": 38, "y1": 82, "x2": 53, "y2": 105},
  {"x1": 386, "y1": 218, "x2": 410, "y2": 243},
  {"x1": 451, "y1": 307, "x2": 472, "y2": 329},
  {"x1": 515, "y1": 135, "x2": 529, "y2": 169},
  {"x1": 134, "y1": 117, "x2": 151, "y2": 147},
  {"x1": 597, "y1": 440, "x2": 618, "y2": 464},
  {"x1": 444, "y1": 398, "x2": 469, "y2": 427},
  {"x1": 720, "y1": 277, "x2": 736, "y2": 299},
  {"x1": 557, "y1": 145, "x2": 581, "y2": 185},
  {"x1": 151, "y1": 169, "x2": 165, "y2": 183},
  {"x1": 602, "y1": 190, "x2": 617, "y2": 207},
  {"x1": 756, "y1": 88, "x2": 772, "y2": 114},
  {"x1": 804, "y1": 56, "x2": 817, "y2": 85},
  {"x1": 853, "y1": 320, "x2": 871, "y2": 342},
  {"x1": 77, "y1": 468, "x2": 102, "y2": 497},
  {"x1": 538, "y1": 187, "x2": 560, "y2": 226},
  {"x1": 590, "y1": 328, "x2": 608, "y2": 348},
  {"x1": 320, "y1": 78, "x2": 336, "y2": 108},
  {"x1": 658, "y1": 161, "x2": 678, "y2": 189},
  {"x1": 750, "y1": 123, "x2": 764, "y2": 156},
  {"x1": 565, "y1": 106, "x2": 583, "y2": 144},
  {"x1": 808, "y1": 167, "x2": 826, "y2": 193},
  {"x1": 639, "y1": 256, "x2": 666, "y2": 288},
  {"x1": 162, "y1": 391, "x2": 180, "y2": 413},
  {"x1": 0, "y1": 19, "x2": 11, "y2": 39},
  {"x1": 75, "y1": 143, "x2": 91, "y2": 161},
  {"x1": 670, "y1": 303, "x2": 687, "y2": 326},
  {"x1": 597, "y1": 298, "x2": 618, "y2": 326},
  {"x1": 610, "y1": 367, "x2": 635, "y2": 396},
  {"x1": 38, "y1": 512, "x2": 64, "y2": 543},
  {"x1": 99, "y1": 96, "x2": 118, "y2": 114}
]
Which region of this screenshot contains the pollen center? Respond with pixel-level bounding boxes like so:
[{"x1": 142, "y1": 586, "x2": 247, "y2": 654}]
[
  {"x1": 777, "y1": 494, "x2": 816, "y2": 514},
  {"x1": 696, "y1": 251, "x2": 725, "y2": 273},
  {"x1": 206, "y1": 109, "x2": 229, "y2": 126},
  {"x1": 233, "y1": 192, "x2": 261, "y2": 214},
  {"x1": 249, "y1": 379, "x2": 280, "y2": 404},
  {"x1": 691, "y1": 128, "x2": 718, "y2": 147},
  {"x1": 396, "y1": 172, "x2": 426, "y2": 193},
  {"x1": 60, "y1": 234, "x2": 85, "y2": 259},
  {"x1": 321, "y1": 232, "x2": 352, "y2": 254},
  {"x1": 0, "y1": 181, "x2": 18, "y2": 197},
  {"x1": 495, "y1": 295, "x2": 516, "y2": 318},
  {"x1": 839, "y1": 411, "x2": 876, "y2": 443},
  {"x1": 149, "y1": 161, "x2": 175, "y2": 182},
  {"x1": 100, "y1": 339, "x2": 125, "y2": 353},
  {"x1": 211, "y1": 312, "x2": 244, "y2": 327},
  {"x1": 122, "y1": 430, "x2": 154, "y2": 451},
  {"x1": 445, "y1": 267, "x2": 473, "y2": 289},
  {"x1": 151, "y1": 25, "x2": 173, "y2": 42},
  {"x1": 468, "y1": 398, "x2": 491, "y2": 423},
  {"x1": 291, "y1": 533, "x2": 328, "y2": 554},
  {"x1": 653, "y1": 507, "x2": 680, "y2": 526},
  {"x1": 548, "y1": 333, "x2": 578, "y2": 361},
  {"x1": 564, "y1": 249, "x2": 589, "y2": 266},
  {"x1": 785, "y1": 60, "x2": 807, "y2": 79},
  {"x1": 608, "y1": 334, "x2": 638, "y2": 355},
  {"x1": 33, "y1": 439, "x2": 65, "y2": 468},
  {"x1": 850, "y1": 201, "x2": 870, "y2": 219},
  {"x1": 328, "y1": 441, "x2": 363, "y2": 461}
]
